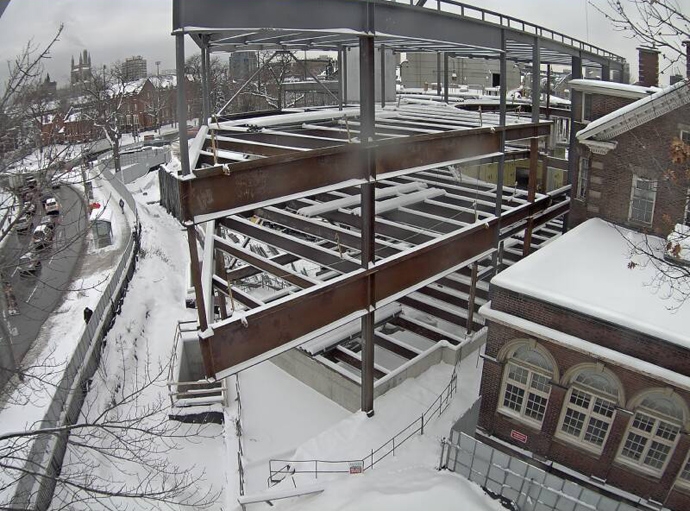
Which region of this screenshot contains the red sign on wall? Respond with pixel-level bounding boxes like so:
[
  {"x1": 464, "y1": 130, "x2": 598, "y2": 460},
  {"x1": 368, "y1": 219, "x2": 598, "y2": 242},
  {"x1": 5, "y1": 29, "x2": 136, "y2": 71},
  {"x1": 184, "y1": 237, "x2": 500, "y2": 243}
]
[{"x1": 510, "y1": 430, "x2": 528, "y2": 444}]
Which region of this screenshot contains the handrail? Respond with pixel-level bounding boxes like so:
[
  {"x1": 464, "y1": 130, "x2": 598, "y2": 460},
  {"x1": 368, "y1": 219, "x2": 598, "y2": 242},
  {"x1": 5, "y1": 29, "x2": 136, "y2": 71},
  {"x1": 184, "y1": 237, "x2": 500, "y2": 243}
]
[
  {"x1": 401, "y1": 0, "x2": 624, "y2": 63},
  {"x1": 266, "y1": 368, "x2": 458, "y2": 488}
]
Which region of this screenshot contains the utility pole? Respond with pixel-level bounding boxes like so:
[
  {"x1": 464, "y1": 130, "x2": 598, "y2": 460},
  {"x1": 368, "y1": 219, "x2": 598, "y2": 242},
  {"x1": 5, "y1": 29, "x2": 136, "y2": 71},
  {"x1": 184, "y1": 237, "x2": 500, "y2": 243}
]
[{"x1": 155, "y1": 60, "x2": 162, "y2": 134}]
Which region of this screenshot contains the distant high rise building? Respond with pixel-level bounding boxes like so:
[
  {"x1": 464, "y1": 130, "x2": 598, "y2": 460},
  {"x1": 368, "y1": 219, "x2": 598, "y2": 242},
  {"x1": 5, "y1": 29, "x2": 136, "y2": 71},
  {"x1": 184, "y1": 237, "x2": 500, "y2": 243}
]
[
  {"x1": 70, "y1": 49, "x2": 93, "y2": 87},
  {"x1": 229, "y1": 51, "x2": 257, "y2": 81},
  {"x1": 123, "y1": 55, "x2": 148, "y2": 81}
]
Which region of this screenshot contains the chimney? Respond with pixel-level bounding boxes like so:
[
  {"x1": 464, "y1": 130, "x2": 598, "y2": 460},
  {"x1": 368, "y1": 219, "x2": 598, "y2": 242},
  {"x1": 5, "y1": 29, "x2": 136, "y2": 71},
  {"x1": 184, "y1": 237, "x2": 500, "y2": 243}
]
[
  {"x1": 684, "y1": 40, "x2": 690, "y2": 79},
  {"x1": 638, "y1": 47, "x2": 660, "y2": 87}
]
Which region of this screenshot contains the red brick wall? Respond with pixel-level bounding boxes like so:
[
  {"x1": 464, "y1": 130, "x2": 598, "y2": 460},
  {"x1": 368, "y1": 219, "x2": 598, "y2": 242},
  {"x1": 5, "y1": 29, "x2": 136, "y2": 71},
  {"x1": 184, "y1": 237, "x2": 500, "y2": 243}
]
[
  {"x1": 570, "y1": 101, "x2": 690, "y2": 236},
  {"x1": 491, "y1": 287, "x2": 690, "y2": 376},
  {"x1": 478, "y1": 289, "x2": 690, "y2": 509}
]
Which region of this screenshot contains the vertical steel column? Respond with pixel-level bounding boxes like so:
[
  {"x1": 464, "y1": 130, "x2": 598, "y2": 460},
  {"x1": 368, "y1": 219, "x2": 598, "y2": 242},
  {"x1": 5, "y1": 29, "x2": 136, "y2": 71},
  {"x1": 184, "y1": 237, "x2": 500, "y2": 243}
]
[
  {"x1": 443, "y1": 53, "x2": 449, "y2": 103},
  {"x1": 492, "y1": 30, "x2": 507, "y2": 276},
  {"x1": 200, "y1": 38, "x2": 210, "y2": 126},
  {"x1": 338, "y1": 46, "x2": 344, "y2": 110},
  {"x1": 527, "y1": 36, "x2": 541, "y2": 204},
  {"x1": 601, "y1": 64, "x2": 610, "y2": 81},
  {"x1": 545, "y1": 64, "x2": 551, "y2": 119},
  {"x1": 343, "y1": 48, "x2": 348, "y2": 106},
  {"x1": 176, "y1": 33, "x2": 190, "y2": 176},
  {"x1": 359, "y1": 34, "x2": 376, "y2": 417},
  {"x1": 380, "y1": 44, "x2": 386, "y2": 108},
  {"x1": 186, "y1": 224, "x2": 214, "y2": 376},
  {"x1": 436, "y1": 52, "x2": 441, "y2": 95},
  {"x1": 564, "y1": 54, "x2": 583, "y2": 234}
]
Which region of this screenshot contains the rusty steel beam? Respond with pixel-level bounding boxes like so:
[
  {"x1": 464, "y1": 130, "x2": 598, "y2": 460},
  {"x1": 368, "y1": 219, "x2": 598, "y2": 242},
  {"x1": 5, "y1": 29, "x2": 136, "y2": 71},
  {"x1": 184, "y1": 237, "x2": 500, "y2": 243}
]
[
  {"x1": 389, "y1": 315, "x2": 460, "y2": 345},
  {"x1": 225, "y1": 252, "x2": 298, "y2": 282},
  {"x1": 180, "y1": 123, "x2": 551, "y2": 221},
  {"x1": 214, "y1": 234, "x2": 318, "y2": 289},
  {"x1": 201, "y1": 180, "x2": 569, "y2": 378},
  {"x1": 374, "y1": 333, "x2": 418, "y2": 360},
  {"x1": 220, "y1": 216, "x2": 360, "y2": 274}
]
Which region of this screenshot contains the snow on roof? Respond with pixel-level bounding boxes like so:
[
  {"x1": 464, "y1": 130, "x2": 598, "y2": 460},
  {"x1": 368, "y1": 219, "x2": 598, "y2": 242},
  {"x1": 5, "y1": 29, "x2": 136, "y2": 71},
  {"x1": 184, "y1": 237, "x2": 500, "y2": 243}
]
[
  {"x1": 577, "y1": 79, "x2": 690, "y2": 142},
  {"x1": 569, "y1": 78, "x2": 659, "y2": 98},
  {"x1": 491, "y1": 218, "x2": 690, "y2": 350}
]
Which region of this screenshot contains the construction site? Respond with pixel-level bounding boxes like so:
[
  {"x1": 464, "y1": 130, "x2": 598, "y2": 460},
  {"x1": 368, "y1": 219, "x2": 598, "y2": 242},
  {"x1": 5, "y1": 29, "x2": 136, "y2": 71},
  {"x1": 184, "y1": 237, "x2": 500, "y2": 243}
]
[{"x1": 163, "y1": 0, "x2": 625, "y2": 415}]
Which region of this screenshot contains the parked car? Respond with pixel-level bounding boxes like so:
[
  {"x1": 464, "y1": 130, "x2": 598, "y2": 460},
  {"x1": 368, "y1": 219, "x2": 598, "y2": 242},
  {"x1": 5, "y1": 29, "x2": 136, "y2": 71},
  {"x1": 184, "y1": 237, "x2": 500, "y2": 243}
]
[
  {"x1": 18, "y1": 252, "x2": 41, "y2": 276},
  {"x1": 32, "y1": 223, "x2": 55, "y2": 250},
  {"x1": 45, "y1": 197, "x2": 60, "y2": 215},
  {"x1": 15, "y1": 214, "x2": 33, "y2": 234}
]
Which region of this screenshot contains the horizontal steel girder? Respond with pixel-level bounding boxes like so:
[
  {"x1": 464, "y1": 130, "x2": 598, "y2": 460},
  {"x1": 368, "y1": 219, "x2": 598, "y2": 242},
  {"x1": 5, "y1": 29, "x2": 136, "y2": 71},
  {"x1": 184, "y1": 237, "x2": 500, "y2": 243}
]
[
  {"x1": 180, "y1": 123, "x2": 551, "y2": 221},
  {"x1": 202, "y1": 188, "x2": 569, "y2": 377}
]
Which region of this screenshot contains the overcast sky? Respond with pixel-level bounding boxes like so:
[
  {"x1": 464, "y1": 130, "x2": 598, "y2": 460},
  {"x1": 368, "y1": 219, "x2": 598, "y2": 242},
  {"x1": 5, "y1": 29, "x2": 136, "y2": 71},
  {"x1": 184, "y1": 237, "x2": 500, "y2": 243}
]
[{"x1": 0, "y1": 0, "x2": 685, "y2": 88}]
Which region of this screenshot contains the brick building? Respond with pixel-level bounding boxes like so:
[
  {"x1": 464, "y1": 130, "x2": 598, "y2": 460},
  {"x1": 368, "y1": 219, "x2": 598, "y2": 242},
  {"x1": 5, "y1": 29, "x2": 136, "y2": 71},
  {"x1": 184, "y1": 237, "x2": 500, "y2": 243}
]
[
  {"x1": 569, "y1": 78, "x2": 690, "y2": 235},
  {"x1": 478, "y1": 219, "x2": 690, "y2": 510}
]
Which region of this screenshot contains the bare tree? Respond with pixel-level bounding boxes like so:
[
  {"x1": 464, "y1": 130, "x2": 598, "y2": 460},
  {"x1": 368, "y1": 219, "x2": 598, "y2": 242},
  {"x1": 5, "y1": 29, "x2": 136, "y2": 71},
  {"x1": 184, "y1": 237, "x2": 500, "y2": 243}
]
[
  {"x1": 0, "y1": 353, "x2": 220, "y2": 510},
  {"x1": 596, "y1": 0, "x2": 689, "y2": 72},
  {"x1": 81, "y1": 62, "x2": 131, "y2": 175}
]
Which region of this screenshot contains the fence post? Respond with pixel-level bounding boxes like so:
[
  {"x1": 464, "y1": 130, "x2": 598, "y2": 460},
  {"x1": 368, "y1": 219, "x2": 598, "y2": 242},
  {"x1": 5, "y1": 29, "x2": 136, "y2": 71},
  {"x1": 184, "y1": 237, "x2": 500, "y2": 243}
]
[
  {"x1": 438, "y1": 437, "x2": 446, "y2": 470},
  {"x1": 315, "y1": 460, "x2": 318, "y2": 479},
  {"x1": 421, "y1": 414, "x2": 424, "y2": 435},
  {"x1": 371, "y1": 449, "x2": 374, "y2": 469},
  {"x1": 392, "y1": 437, "x2": 395, "y2": 456}
]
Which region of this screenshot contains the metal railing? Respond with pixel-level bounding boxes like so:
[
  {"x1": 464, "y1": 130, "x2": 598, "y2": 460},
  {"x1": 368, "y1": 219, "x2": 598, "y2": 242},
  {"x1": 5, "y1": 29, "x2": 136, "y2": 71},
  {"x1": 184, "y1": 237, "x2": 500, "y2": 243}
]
[
  {"x1": 165, "y1": 321, "x2": 226, "y2": 408},
  {"x1": 399, "y1": 0, "x2": 624, "y2": 63},
  {"x1": 235, "y1": 375, "x2": 247, "y2": 497},
  {"x1": 267, "y1": 368, "x2": 458, "y2": 487}
]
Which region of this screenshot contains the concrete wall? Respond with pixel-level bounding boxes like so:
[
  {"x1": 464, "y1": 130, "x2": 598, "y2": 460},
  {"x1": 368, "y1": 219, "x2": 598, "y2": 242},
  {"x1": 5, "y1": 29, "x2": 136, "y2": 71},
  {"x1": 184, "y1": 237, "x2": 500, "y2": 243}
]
[
  {"x1": 401, "y1": 53, "x2": 521, "y2": 91},
  {"x1": 271, "y1": 348, "x2": 362, "y2": 412},
  {"x1": 272, "y1": 330, "x2": 487, "y2": 412}
]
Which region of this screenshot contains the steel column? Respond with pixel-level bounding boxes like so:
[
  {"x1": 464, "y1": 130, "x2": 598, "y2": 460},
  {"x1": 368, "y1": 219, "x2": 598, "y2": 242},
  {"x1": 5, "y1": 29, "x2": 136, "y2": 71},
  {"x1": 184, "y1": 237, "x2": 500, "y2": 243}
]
[
  {"x1": 338, "y1": 46, "x2": 344, "y2": 110},
  {"x1": 443, "y1": 53, "x2": 449, "y2": 103},
  {"x1": 380, "y1": 44, "x2": 386, "y2": 108},
  {"x1": 528, "y1": 36, "x2": 541, "y2": 203},
  {"x1": 343, "y1": 47, "x2": 348, "y2": 105},
  {"x1": 436, "y1": 52, "x2": 441, "y2": 96},
  {"x1": 176, "y1": 33, "x2": 191, "y2": 176},
  {"x1": 359, "y1": 34, "x2": 376, "y2": 416},
  {"x1": 492, "y1": 30, "x2": 507, "y2": 276},
  {"x1": 201, "y1": 38, "x2": 210, "y2": 125},
  {"x1": 601, "y1": 64, "x2": 610, "y2": 81},
  {"x1": 186, "y1": 225, "x2": 213, "y2": 374},
  {"x1": 545, "y1": 64, "x2": 551, "y2": 119},
  {"x1": 565, "y1": 54, "x2": 582, "y2": 233}
]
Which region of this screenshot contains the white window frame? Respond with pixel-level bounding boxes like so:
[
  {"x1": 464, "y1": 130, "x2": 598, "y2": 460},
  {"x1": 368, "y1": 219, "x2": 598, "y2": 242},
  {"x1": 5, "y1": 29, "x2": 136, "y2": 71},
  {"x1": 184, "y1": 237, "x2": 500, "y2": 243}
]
[
  {"x1": 577, "y1": 158, "x2": 589, "y2": 201},
  {"x1": 676, "y1": 452, "x2": 690, "y2": 490},
  {"x1": 616, "y1": 409, "x2": 682, "y2": 477},
  {"x1": 498, "y1": 349, "x2": 553, "y2": 429},
  {"x1": 628, "y1": 175, "x2": 657, "y2": 225},
  {"x1": 556, "y1": 384, "x2": 617, "y2": 455},
  {"x1": 582, "y1": 93, "x2": 593, "y2": 123},
  {"x1": 680, "y1": 129, "x2": 690, "y2": 144}
]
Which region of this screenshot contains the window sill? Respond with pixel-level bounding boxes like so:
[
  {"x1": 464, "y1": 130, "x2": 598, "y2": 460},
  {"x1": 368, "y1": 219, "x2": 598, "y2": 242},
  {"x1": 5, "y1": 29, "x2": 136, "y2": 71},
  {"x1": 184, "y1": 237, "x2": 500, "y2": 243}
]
[
  {"x1": 553, "y1": 432, "x2": 605, "y2": 457},
  {"x1": 613, "y1": 458, "x2": 665, "y2": 480},
  {"x1": 497, "y1": 408, "x2": 544, "y2": 432}
]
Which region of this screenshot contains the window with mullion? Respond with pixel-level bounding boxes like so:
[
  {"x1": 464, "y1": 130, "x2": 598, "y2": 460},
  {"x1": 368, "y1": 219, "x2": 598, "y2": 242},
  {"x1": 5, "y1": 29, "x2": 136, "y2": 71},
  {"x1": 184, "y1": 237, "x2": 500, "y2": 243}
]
[
  {"x1": 500, "y1": 361, "x2": 552, "y2": 427},
  {"x1": 618, "y1": 412, "x2": 680, "y2": 474},
  {"x1": 628, "y1": 175, "x2": 657, "y2": 225},
  {"x1": 558, "y1": 387, "x2": 616, "y2": 451}
]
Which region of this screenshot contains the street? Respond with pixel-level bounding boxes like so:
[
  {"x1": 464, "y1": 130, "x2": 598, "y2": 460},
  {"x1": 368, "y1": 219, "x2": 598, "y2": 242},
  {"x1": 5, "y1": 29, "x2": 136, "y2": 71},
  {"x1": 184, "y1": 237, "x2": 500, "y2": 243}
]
[{"x1": 1, "y1": 185, "x2": 87, "y2": 363}]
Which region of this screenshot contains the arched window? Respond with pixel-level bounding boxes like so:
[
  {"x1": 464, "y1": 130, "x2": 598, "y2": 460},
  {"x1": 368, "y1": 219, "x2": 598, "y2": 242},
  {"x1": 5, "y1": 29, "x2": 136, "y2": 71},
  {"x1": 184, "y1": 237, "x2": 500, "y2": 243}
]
[
  {"x1": 617, "y1": 391, "x2": 687, "y2": 476},
  {"x1": 556, "y1": 366, "x2": 621, "y2": 453},
  {"x1": 498, "y1": 342, "x2": 555, "y2": 428}
]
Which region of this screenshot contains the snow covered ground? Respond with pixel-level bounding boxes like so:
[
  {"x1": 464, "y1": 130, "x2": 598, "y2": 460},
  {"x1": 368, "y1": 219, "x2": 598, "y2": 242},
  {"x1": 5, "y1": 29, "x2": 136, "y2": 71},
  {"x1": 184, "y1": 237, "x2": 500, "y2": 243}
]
[{"x1": 3, "y1": 160, "x2": 503, "y2": 510}]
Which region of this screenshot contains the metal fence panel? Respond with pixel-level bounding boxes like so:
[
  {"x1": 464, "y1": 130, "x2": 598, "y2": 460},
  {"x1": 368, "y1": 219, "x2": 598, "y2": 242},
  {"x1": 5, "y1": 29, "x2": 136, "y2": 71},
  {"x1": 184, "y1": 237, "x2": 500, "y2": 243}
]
[{"x1": 443, "y1": 433, "x2": 661, "y2": 511}]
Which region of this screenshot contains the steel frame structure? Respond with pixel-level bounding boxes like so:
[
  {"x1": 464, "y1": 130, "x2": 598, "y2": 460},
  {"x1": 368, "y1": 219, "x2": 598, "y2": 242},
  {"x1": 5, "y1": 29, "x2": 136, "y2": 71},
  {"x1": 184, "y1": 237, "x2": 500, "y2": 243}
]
[{"x1": 171, "y1": 0, "x2": 623, "y2": 414}]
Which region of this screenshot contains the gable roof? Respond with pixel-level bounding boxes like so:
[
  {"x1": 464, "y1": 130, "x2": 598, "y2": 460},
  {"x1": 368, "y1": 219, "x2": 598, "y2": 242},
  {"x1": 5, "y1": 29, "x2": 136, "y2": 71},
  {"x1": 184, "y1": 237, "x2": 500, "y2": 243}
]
[{"x1": 577, "y1": 79, "x2": 690, "y2": 142}]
